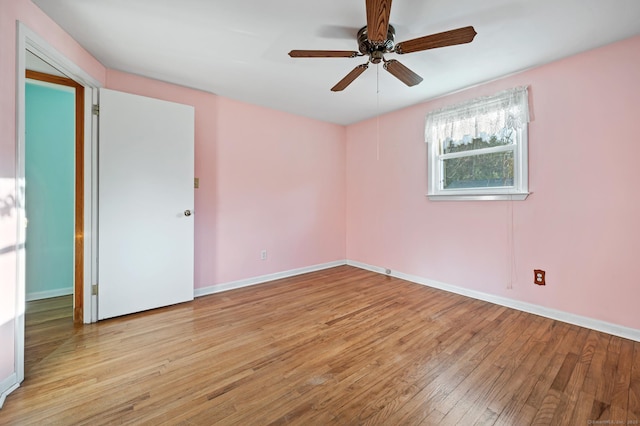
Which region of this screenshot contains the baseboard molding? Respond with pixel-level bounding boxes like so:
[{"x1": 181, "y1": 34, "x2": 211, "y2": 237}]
[
  {"x1": 0, "y1": 373, "x2": 19, "y2": 409},
  {"x1": 347, "y1": 260, "x2": 640, "y2": 342},
  {"x1": 26, "y1": 287, "x2": 73, "y2": 302},
  {"x1": 195, "y1": 260, "x2": 348, "y2": 298}
]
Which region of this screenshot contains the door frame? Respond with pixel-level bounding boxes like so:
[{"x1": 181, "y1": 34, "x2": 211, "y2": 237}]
[
  {"x1": 25, "y1": 70, "x2": 85, "y2": 323},
  {"x1": 15, "y1": 22, "x2": 102, "y2": 388}
]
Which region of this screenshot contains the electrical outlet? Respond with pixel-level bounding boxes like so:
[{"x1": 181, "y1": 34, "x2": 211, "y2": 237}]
[
  {"x1": 260, "y1": 249, "x2": 267, "y2": 260},
  {"x1": 534, "y1": 269, "x2": 546, "y2": 285}
]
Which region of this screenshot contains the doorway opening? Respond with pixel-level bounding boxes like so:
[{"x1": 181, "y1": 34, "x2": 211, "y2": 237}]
[
  {"x1": 25, "y1": 68, "x2": 84, "y2": 323},
  {"x1": 23, "y1": 66, "x2": 85, "y2": 377},
  {"x1": 6, "y1": 21, "x2": 101, "y2": 403}
]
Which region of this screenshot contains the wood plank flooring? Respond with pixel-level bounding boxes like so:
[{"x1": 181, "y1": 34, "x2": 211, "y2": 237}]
[
  {"x1": 2, "y1": 266, "x2": 639, "y2": 425},
  {"x1": 23, "y1": 295, "x2": 76, "y2": 376}
]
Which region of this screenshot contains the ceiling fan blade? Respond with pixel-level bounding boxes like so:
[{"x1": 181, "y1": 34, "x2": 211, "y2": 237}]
[
  {"x1": 366, "y1": 0, "x2": 393, "y2": 43},
  {"x1": 289, "y1": 50, "x2": 359, "y2": 58},
  {"x1": 331, "y1": 63, "x2": 369, "y2": 92},
  {"x1": 383, "y1": 59, "x2": 423, "y2": 87},
  {"x1": 395, "y1": 26, "x2": 477, "y2": 54}
]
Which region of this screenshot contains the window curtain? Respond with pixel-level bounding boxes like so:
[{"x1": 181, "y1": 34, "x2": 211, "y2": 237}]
[{"x1": 425, "y1": 86, "x2": 529, "y2": 144}]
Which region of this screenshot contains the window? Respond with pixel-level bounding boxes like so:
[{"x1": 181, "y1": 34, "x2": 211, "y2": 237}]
[{"x1": 426, "y1": 86, "x2": 530, "y2": 201}]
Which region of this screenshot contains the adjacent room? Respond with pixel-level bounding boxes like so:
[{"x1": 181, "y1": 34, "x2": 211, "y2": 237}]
[{"x1": 1, "y1": 0, "x2": 639, "y2": 424}]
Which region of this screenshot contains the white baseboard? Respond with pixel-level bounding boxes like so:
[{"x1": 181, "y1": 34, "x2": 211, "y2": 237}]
[
  {"x1": 195, "y1": 260, "x2": 348, "y2": 298},
  {"x1": 0, "y1": 373, "x2": 19, "y2": 409},
  {"x1": 26, "y1": 287, "x2": 73, "y2": 302},
  {"x1": 347, "y1": 260, "x2": 640, "y2": 343}
]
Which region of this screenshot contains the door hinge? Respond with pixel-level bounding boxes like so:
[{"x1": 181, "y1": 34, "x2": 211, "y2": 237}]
[
  {"x1": 92, "y1": 104, "x2": 100, "y2": 116},
  {"x1": 92, "y1": 284, "x2": 98, "y2": 295}
]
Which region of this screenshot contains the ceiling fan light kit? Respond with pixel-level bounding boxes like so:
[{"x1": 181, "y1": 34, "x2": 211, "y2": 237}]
[{"x1": 288, "y1": 0, "x2": 477, "y2": 91}]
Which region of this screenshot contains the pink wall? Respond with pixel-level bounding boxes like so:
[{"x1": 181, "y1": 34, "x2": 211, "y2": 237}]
[
  {"x1": 346, "y1": 35, "x2": 640, "y2": 331},
  {"x1": 0, "y1": 0, "x2": 106, "y2": 394},
  {"x1": 215, "y1": 97, "x2": 346, "y2": 283},
  {"x1": 106, "y1": 71, "x2": 347, "y2": 288}
]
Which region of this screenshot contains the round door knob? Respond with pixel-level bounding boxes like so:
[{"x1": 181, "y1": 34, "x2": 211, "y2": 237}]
[{"x1": 184, "y1": 210, "x2": 192, "y2": 216}]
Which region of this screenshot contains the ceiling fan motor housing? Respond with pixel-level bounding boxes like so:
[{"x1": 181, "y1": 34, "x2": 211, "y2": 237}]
[{"x1": 357, "y1": 24, "x2": 396, "y2": 61}]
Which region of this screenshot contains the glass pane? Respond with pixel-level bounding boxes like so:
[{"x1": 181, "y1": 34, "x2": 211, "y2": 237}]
[
  {"x1": 443, "y1": 129, "x2": 515, "y2": 155},
  {"x1": 443, "y1": 151, "x2": 514, "y2": 189}
]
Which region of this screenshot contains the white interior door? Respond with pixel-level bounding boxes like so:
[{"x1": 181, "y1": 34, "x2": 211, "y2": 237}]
[{"x1": 98, "y1": 89, "x2": 194, "y2": 320}]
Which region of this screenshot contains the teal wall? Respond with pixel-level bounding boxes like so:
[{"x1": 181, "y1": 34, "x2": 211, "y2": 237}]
[{"x1": 25, "y1": 81, "x2": 75, "y2": 300}]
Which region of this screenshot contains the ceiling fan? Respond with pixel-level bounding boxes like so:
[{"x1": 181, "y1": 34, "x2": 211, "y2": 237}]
[{"x1": 289, "y1": 0, "x2": 477, "y2": 92}]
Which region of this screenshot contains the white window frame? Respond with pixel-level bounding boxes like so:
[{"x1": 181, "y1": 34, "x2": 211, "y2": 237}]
[{"x1": 426, "y1": 87, "x2": 530, "y2": 201}]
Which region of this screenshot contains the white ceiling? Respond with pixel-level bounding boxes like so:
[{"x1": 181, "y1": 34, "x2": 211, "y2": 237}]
[{"x1": 33, "y1": 0, "x2": 640, "y2": 125}]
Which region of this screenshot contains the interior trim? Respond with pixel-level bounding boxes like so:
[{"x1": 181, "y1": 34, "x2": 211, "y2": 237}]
[
  {"x1": 25, "y1": 70, "x2": 85, "y2": 324},
  {"x1": 427, "y1": 192, "x2": 530, "y2": 201},
  {"x1": 9, "y1": 21, "x2": 103, "y2": 406},
  {"x1": 194, "y1": 260, "x2": 348, "y2": 298},
  {"x1": 19, "y1": 20, "x2": 103, "y2": 326},
  {"x1": 347, "y1": 260, "x2": 640, "y2": 342},
  {"x1": 26, "y1": 288, "x2": 73, "y2": 302},
  {"x1": 196, "y1": 259, "x2": 640, "y2": 342},
  {"x1": 0, "y1": 374, "x2": 19, "y2": 409}
]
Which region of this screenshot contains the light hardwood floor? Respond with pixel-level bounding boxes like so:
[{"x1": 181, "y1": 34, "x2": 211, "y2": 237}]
[
  {"x1": 23, "y1": 294, "x2": 75, "y2": 376},
  {"x1": 2, "y1": 266, "x2": 639, "y2": 425}
]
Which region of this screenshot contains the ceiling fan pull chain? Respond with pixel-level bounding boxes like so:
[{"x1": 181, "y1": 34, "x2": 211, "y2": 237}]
[{"x1": 376, "y1": 64, "x2": 380, "y2": 161}]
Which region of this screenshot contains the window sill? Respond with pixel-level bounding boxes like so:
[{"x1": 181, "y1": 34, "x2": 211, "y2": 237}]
[{"x1": 427, "y1": 192, "x2": 530, "y2": 201}]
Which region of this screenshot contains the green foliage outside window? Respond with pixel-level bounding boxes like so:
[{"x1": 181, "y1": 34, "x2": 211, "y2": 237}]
[{"x1": 442, "y1": 133, "x2": 515, "y2": 189}]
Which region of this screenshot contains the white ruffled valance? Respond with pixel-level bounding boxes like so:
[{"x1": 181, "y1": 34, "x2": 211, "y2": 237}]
[{"x1": 425, "y1": 86, "x2": 529, "y2": 145}]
